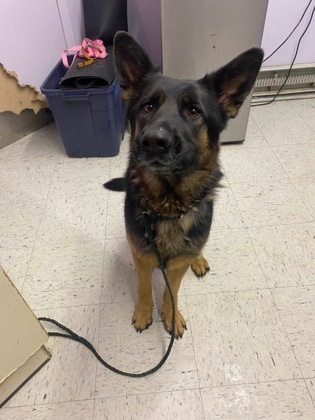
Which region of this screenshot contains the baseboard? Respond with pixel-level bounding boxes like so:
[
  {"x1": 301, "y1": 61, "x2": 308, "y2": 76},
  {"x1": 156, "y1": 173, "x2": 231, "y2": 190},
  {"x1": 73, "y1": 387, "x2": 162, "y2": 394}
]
[{"x1": 0, "y1": 108, "x2": 54, "y2": 150}]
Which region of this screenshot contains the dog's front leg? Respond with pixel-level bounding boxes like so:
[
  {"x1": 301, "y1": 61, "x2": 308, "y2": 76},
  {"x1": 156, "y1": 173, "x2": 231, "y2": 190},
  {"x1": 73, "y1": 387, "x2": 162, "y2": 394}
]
[
  {"x1": 162, "y1": 257, "x2": 191, "y2": 338},
  {"x1": 131, "y1": 251, "x2": 155, "y2": 332}
]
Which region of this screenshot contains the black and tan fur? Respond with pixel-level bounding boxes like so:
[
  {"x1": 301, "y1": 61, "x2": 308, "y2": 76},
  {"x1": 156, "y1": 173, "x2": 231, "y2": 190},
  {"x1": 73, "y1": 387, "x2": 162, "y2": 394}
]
[{"x1": 105, "y1": 32, "x2": 263, "y2": 338}]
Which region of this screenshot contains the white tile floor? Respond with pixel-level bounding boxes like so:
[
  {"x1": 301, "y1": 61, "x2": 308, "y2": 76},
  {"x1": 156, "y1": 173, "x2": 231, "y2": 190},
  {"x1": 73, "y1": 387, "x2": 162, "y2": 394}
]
[{"x1": 0, "y1": 99, "x2": 315, "y2": 419}]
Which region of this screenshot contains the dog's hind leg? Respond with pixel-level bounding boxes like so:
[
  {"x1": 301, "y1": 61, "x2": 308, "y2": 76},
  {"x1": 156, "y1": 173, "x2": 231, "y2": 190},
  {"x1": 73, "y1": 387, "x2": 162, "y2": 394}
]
[
  {"x1": 191, "y1": 254, "x2": 210, "y2": 277},
  {"x1": 131, "y1": 251, "x2": 156, "y2": 332},
  {"x1": 162, "y1": 257, "x2": 190, "y2": 338}
]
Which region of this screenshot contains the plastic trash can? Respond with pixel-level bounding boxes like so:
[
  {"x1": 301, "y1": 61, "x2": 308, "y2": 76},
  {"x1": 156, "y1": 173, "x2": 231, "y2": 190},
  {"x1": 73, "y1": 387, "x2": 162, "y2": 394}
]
[{"x1": 40, "y1": 59, "x2": 124, "y2": 157}]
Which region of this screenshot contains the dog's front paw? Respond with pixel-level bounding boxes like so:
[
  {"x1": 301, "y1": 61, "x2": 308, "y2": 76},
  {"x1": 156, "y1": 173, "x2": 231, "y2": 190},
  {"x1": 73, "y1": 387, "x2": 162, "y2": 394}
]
[
  {"x1": 132, "y1": 305, "x2": 153, "y2": 332},
  {"x1": 191, "y1": 255, "x2": 210, "y2": 277},
  {"x1": 162, "y1": 308, "x2": 187, "y2": 339}
]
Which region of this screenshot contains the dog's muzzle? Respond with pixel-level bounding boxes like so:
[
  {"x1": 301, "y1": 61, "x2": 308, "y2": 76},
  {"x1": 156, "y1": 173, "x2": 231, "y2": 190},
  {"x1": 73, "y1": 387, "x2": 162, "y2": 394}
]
[{"x1": 134, "y1": 126, "x2": 191, "y2": 175}]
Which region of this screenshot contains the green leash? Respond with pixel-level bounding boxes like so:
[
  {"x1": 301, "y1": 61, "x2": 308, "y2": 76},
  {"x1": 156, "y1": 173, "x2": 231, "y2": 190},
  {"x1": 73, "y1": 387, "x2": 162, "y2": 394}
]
[{"x1": 39, "y1": 211, "x2": 176, "y2": 378}]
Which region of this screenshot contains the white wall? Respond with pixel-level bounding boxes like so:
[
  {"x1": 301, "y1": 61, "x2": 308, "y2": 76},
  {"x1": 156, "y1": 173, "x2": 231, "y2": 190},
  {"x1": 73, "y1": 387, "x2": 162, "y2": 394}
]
[{"x1": 262, "y1": 0, "x2": 315, "y2": 66}]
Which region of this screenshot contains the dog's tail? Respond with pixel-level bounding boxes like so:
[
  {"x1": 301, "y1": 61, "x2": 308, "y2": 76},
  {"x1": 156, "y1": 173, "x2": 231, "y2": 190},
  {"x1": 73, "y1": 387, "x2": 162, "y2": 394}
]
[{"x1": 103, "y1": 177, "x2": 126, "y2": 192}]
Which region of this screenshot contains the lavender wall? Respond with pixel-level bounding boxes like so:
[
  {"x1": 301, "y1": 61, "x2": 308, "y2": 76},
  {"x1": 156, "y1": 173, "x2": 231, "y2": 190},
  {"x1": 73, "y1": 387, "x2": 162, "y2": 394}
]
[
  {"x1": 1, "y1": 0, "x2": 314, "y2": 93},
  {"x1": 128, "y1": 0, "x2": 162, "y2": 67},
  {"x1": 0, "y1": 0, "x2": 83, "y2": 90},
  {"x1": 261, "y1": 0, "x2": 315, "y2": 66}
]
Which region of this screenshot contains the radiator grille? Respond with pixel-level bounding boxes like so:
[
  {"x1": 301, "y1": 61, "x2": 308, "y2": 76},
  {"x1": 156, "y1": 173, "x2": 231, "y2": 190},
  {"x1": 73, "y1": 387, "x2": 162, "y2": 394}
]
[{"x1": 253, "y1": 65, "x2": 315, "y2": 96}]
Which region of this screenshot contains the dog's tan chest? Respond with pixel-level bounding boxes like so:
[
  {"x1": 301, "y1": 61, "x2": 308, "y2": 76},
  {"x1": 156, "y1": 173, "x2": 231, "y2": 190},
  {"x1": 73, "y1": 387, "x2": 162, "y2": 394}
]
[{"x1": 154, "y1": 211, "x2": 197, "y2": 258}]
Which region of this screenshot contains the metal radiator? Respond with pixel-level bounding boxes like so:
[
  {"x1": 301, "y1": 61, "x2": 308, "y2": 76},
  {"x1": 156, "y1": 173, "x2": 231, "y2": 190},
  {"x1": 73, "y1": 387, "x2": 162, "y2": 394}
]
[{"x1": 253, "y1": 64, "x2": 315, "y2": 101}]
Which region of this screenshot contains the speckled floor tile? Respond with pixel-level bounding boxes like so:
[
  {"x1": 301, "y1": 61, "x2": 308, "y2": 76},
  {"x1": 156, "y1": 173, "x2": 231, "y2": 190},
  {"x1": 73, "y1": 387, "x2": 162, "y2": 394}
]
[
  {"x1": 220, "y1": 146, "x2": 287, "y2": 184},
  {"x1": 0, "y1": 158, "x2": 56, "y2": 204},
  {"x1": 2, "y1": 98, "x2": 315, "y2": 418},
  {"x1": 0, "y1": 400, "x2": 94, "y2": 420},
  {"x1": 94, "y1": 389, "x2": 204, "y2": 420},
  {"x1": 4, "y1": 124, "x2": 61, "y2": 162},
  {"x1": 272, "y1": 145, "x2": 315, "y2": 179},
  {"x1": 0, "y1": 146, "x2": 10, "y2": 175},
  {"x1": 22, "y1": 241, "x2": 104, "y2": 310},
  {"x1": 242, "y1": 116, "x2": 269, "y2": 147},
  {"x1": 0, "y1": 246, "x2": 33, "y2": 291},
  {"x1": 291, "y1": 177, "x2": 315, "y2": 218},
  {"x1": 201, "y1": 380, "x2": 315, "y2": 420},
  {"x1": 232, "y1": 179, "x2": 312, "y2": 227},
  {"x1": 6, "y1": 305, "x2": 99, "y2": 407},
  {"x1": 102, "y1": 237, "x2": 137, "y2": 303},
  {"x1": 252, "y1": 113, "x2": 315, "y2": 146},
  {"x1": 105, "y1": 191, "x2": 126, "y2": 239},
  {"x1": 36, "y1": 194, "x2": 108, "y2": 246},
  {"x1": 0, "y1": 200, "x2": 45, "y2": 249},
  {"x1": 212, "y1": 185, "x2": 245, "y2": 230},
  {"x1": 187, "y1": 290, "x2": 301, "y2": 387},
  {"x1": 306, "y1": 378, "x2": 315, "y2": 405},
  {"x1": 95, "y1": 299, "x2": 199, "y2": 398},
  {"x1": 272, "y1": 286, "x2": 315, "y2": 378},
  {"x1": 49, "y1": 157, "x2": 110, "y2": 198},
  {"x1": 108, "y1": 134, "x2": 130, "y2": 175},
  {"x1": 249, "y1": 223, "x2": 315, "y2": 288},
  {"x1": 183, "y1": 228, "x2": 267, "y2": 295},
  {"x1": 250, "y1": 101, "x2": 298, "y2": 122},
  {"x1": 290, "y1": 98, "x2": 315, "y2": 132},
  {"x1": 0, "y1": 126, "x2": 60, "y2": 204}
]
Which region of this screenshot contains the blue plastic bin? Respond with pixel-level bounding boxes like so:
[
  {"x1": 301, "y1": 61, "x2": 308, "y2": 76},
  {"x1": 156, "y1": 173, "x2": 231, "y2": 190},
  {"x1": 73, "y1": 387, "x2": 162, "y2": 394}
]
[{"x1": 40, "y1": 60, "x2": 124, "y2": 157}]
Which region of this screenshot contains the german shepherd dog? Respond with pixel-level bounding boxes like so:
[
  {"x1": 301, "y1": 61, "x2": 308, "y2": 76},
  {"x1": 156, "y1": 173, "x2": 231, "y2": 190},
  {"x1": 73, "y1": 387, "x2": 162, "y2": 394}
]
[{"x1": 105, "y1": 32, "x2": 263, "y2": 338}]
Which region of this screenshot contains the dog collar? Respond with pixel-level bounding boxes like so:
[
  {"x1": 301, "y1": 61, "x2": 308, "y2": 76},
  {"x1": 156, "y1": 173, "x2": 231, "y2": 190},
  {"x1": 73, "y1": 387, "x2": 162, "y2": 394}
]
[{"x1": 139, "y1": 191, "x2": 209, "y2": 222}]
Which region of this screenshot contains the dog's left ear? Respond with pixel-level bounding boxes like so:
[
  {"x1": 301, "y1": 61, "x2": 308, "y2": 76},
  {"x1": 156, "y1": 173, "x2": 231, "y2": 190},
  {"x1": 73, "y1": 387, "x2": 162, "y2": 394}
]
[
  {"x1": 114, "y1": 31, "x2": 155, "y2": 101},
  {"x1": 200, "y1": 48, "x2": 264, "y2": 118}
]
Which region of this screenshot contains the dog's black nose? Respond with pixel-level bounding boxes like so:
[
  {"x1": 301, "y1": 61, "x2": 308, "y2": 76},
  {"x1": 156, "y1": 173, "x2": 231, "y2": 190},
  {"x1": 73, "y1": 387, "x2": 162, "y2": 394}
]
[{"x1": 141, "y1": 128, "x2": 172, "y2": 153}]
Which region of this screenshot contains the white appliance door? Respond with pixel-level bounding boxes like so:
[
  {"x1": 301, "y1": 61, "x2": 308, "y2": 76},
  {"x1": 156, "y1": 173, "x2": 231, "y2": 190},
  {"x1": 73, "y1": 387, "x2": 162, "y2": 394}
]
[{"x1": 161, "y1": 0, "x2": 268, "y2": 142}]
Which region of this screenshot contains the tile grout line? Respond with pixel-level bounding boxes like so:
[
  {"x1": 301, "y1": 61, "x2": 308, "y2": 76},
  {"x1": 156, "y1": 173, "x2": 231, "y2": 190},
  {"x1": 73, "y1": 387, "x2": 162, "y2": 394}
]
[
  {"x1": 287, "y1": 99, "x2": 315, "y2": 135},
  {"x1": 269, "y1": 290, "x2": 312, "y2": 400},
  {"x1": 223, "y1": 174, "x2": 273, "y2": 290},
  {"x1": 3, "y1": 396, "x2": 96, "y2": 411},
  {"x1": 307, "y1": 379, "x2": 315, "y2": 410},
  {"x1": 289, "y1": 176, "x2": 315, "y2": 221},
  {"x1": 92, "y1": 303, "x2": 102, "y2": 411},
  {"x1": 93, "y1": 221, "x2": 108, "y2": 401},
  {"x1": 92, "y1": 397, "x2": 97, "y2": 419},
  {"x1": 247, "y1": 110, "x2": 270, "y2": 147},
  {"x1": 184, "y1": 293, "x2": 207, "y2": 419},
  {"x1": 269, "y1": 142, "x2": 315, "y2": 182},
  {"x1": 6, "y1": 377, "x2": 314, "y2": 411},
  {"x1": 250, "y1": 100, "x2": 315, "y2": 147},
  {"x1": 27, "y1": 281, "x2": 315, "y2": 314},
  {"x1": 305, "y1": 379, "x2": 315, "y2": 410},
  {"x1": 20, "y1": 144, "x2": 63, "y2": 294}
]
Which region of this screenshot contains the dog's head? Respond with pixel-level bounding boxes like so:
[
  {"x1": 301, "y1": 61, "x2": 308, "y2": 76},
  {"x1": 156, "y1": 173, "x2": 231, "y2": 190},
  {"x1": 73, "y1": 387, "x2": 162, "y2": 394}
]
[{"x1": 114, "y1": 32, "x2": 263, "y2": 177}]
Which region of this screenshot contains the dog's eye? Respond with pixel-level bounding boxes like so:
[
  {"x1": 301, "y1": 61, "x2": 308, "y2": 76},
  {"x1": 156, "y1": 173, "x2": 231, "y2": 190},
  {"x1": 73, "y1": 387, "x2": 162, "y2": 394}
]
[
  {"x1": 144, "y1": 103, "x2": 155, "y2": 113},
  {"x1": 187, "y1": 107, "x2": 200, "y2": 118}
]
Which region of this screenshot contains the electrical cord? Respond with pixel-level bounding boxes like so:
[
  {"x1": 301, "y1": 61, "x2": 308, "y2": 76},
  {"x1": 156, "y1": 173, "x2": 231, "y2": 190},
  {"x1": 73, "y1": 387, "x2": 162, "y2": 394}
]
[
  {"x1": 252, "y1": 2, "x2": 315, "y2": 107},
  {"x1": 263, "y1": 0, "x2": 313, "y2": 63},
  {"x1": 39, "y1": 212, "x2": 176, "y2": 378}
]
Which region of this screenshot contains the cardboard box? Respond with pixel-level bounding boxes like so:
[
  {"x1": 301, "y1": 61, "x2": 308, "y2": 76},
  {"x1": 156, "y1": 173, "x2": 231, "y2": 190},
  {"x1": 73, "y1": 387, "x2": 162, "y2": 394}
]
[{"x1": 0, "y1": 267, "x2": 51, "y2": 407}]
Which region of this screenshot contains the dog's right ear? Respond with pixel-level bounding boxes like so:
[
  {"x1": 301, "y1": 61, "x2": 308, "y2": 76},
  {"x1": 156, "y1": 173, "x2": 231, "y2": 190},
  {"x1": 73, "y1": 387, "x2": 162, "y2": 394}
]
[{"x1": 114, "y1": 31, "x2": 155, "y2": 101}]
